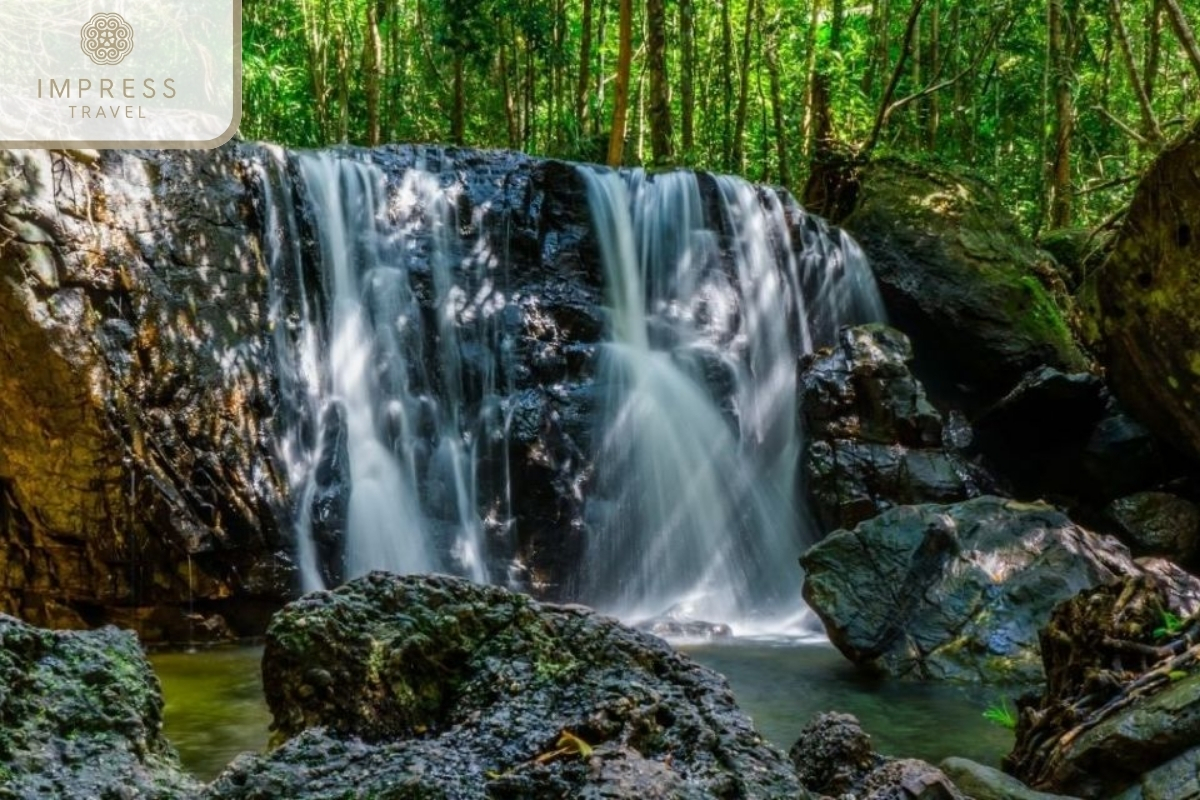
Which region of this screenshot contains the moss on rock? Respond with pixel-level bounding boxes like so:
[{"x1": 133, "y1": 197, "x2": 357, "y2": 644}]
[
  {"x1": 807, "y1": 157, "x2": 1088, "y2": 406},
  {"x1": 0, "y1": 614, "x2": 198, "y2": 797}
]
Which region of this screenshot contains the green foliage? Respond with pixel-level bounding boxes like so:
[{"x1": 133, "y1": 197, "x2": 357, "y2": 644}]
[
  {"x1": 1154, "y1": 610, "x2": 1185, "y2": 640},
  {"x1": 239, "y1": 0, "x2": 1200, "y2": 233},
  {"x1": 982, "y1": 699, "x2": 1017, "y2": 730}
]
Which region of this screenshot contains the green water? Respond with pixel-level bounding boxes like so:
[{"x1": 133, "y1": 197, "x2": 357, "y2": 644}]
[
  {"x1": 152, "y1": 641, "x2": 1012, "y2": 781},
  {"x1": 684, "y1": 641, "x2": 1014, "y2": 767},
  {"x1": 150, "y1": 647, "x2": 271, "y2": 781}
]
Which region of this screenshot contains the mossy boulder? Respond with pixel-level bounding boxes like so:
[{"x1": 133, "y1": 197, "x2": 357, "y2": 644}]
[
  {"x1": 800, "y1": 497, "x2": 1200, "y2": 684},
  {"x1": 0, "y1": 614, "x2": 198, "y2": 798},
  {"x1": 1090, "y1": 121, "x2": 1200, "y2": 465},
  {"x1": 208, "y1": 572, "x2": 805, "y2": 799},
  {"x1": 807, "y1": 157, "x2": 1088, "y2": 405}
]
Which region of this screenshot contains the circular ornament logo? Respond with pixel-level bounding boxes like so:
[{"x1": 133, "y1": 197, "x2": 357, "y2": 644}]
[{"x1": 81, "y1": 13, "x2": 134, "y2": 66}]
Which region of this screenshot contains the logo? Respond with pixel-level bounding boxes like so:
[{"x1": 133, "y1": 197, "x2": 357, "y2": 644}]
[
  {"x1": 81, "y1": 13, "x2": 135, "y2": 66},
  {"x1": 2, "y1": 0, "x2": 239, "y2": 148}
]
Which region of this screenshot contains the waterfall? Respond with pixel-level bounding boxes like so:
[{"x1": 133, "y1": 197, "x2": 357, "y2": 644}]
[
  {"x1": 265, "y1": 151, "x2": 508, "y2": 592},
  {"x1": 578, "y1": 167, "x2": 883, "y2": 627},
  {"x1": 261, "y1": 148, "x2": 883, "y2": 629}
]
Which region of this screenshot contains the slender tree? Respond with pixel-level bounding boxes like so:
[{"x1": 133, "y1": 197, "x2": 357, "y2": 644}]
[
  {"x1": 608, "y1": 0, "x2": 634, "y2": 166},
  {"x1": 647, "y1": 0, "x2": 674, "y2": 163},
  {"x1": 680, "y1": 0, "x2": 696, "y2": 155}
]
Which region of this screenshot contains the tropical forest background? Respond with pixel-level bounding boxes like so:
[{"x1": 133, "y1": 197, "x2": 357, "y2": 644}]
[{"x1": 242, "y1": 0, "x2": 1200, "y2": 233}]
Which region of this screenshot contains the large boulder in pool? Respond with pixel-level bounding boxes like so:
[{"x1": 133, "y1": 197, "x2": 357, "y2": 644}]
[
  {"x1": 0, "y1": 614, "x2": 198, "y2": 798},
  {"x1": 206, "y1": 572, "x2": 805, "y2": 799},
  {"x1": 800, "y1": 497, "x2": 1200, "y2": 683},
  {"x1": 806, "y1": 157, "x2": 1088, "y2": 406},
  {"x1": 800, "y1": 324, "x2": 993, "y2": 533},
  {"x1": 1088, "y1": 121, "x2": 1200, "y2": 465}
]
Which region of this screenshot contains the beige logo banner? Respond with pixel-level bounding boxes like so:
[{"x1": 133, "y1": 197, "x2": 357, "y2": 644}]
[{"x1": 0, "y1": 1, "x2": 240, "y2": 148}]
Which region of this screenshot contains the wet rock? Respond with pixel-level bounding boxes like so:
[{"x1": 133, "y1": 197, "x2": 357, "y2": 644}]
[
  {"x1": 1087, "y1": 120, "x2": 1200, "y2": 464},
  {"x1": 800, "y1": 324, "x2": 992, "y2": 532},
  {"x1": 806, "y1": 157, "x2": 1088, "y2": 406},
  {"x1": 1106, "y1": 492, "x2": 1200, "y2": 566},
  {"x1": 790, "y1": 711, "x2": 882, "y2": 795},
  {"x1": 0, "y1": 614, "x2": 198, "y2": 798},
  {"x1": 0, "y1": 147, "x2": 289, "y2": 640},
  {"x1": 940, "y1": 758, "x2": 1079, "y2": 800},
  {"x1": 1038, "y1": 227, "x2": 1108, "y2": 291},
  {"x1": 973, "y1": 369, "x2": 1178, "y2": 505},
  {"x1": 1006, "y1": 577, "x2": 1200, "y2": 798},
  {"x1": 1082, "y1": 406, "x2": 1168, "y2": 500},
  {"x1": 801, "y1": 497, "x2": 1200, "y2": 683},
  {"x1": 635, "y1": 615, "x2": 734, "y2": 641},
  {"x1": 1112, "y1": 748, "x2": 1200, "y2": 800},
  {"x1": 207, "y1": 572, "x2": 803, "y2": 799},
  {"x1": 791, "y1": 712, "x2": 963, "y2": 800}
]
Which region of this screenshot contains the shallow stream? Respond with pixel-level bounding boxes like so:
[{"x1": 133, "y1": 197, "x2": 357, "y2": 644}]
[{"x1": 152, "y1": 641, "x2": 1013, "y2": 782}]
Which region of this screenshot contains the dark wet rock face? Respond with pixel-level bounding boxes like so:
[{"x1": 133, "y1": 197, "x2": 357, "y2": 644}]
[
  {"x1": 207, "y1": 572, "x2": 804, "y2": 799},
  {"x1": 973, "y1": 367, "x2": 1179, "y2": 508},
  {"x1": 0, "y1": 614, "x2": 197, "y2": 798},
  {"x1": 1089, "y1": 120, "x2": 1200, "y2": 464},
  {"x1": 791, "y1": 712, "x2": 964, "y2": 800},
  {"x1": 0, "y1": 147, "x2": 289, "y2": 639},
  {"x1": 1106, "y1": 492, "x2": 1200, "y2": 567},
  {"x1": 807, "y1": 157, "x2": 1087, "y2": 407},
  {"x1": 800, "y1": 324, "x2": 992, "y2": 533},
  {"x1": 801, "y1": 497, "x2": 1200, "y2": 683}
]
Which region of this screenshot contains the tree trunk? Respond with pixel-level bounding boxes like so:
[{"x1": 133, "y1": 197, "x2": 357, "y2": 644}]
[
  {"x1": 926, "y1": 0, "x2": 940, "y2": 149},
  {"x1": 950, "y1": 5, "x2": 966, "y2": 153},
  {"x1": 451, "y1": 54, "x2": 465, "y2": 145},
  {"x1": 607, "y1": 0, "x2": 634, "y2": 166},
  {"x1": 911, "y1": 3, "x2": 922, "y2": 142},
  {"x1": 680, "y1": 0, "x2": 696, "y2": 155},
  {"x1": 363, "y1": 0, "x2": 383, "y2": 147},
  {"x1": 577, "y1": 0, "x2": 594, "y2": 127},
  {"x1": 337, "y1": 31, "x2": 350, "y2": 143},
  {"x1": 732, "y1": 0, "x2": 758, "y2": 172},
  {"x1": 525, "y1": 48, "x2": 535, "y2": 150},
  {"x1": 1048, "y1": 0, "x2": 1077, "y2": 228},
  {"x1": 1163, "y1": 0, "x2": 1200, "y2": 79},
  {"x1": 812, "y1": 0, "x2": 845, "y2": 154},
  {"x1": 501, "y1": 24, "x2": 519, "y2": 148},
  {"x1": 721, "y1": 0, "x2": 735, "y2": 169},
  {"x1": 764, "y1": 15, "x2": 790, "y2": 186},
  {"x1": 648, "y1": 0, "x2": 674, "y2": 164},
  {"x1": 802, "y1": 0, "x2": 823, "y2": 158},
  {"x1": 1110, "y1": 0, "x2": 1161, "y2": 145},
  {"x1": 300, "y1": 0, "x2": 329, "y2": 141},
  {"x1": 596, "y1": 0, "x2": 608, "y2": 135},
  {"x1": 1144, "y1": 0, "x2": 1163, "y2": 104}
]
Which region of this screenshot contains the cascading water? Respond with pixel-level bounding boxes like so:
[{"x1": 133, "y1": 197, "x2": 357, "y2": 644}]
[
  {"x1": 264, "y1": 151, "x2": 509, "y2": 592},
  {"x1": 261, "y1": 147, "x2": 883, "y2": 630},
  {"x1": 578, "y1": 167, "x2": 884, "y2": 628}
]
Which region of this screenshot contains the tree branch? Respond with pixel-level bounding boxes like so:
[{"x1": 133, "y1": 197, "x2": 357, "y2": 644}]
[
  {"x1": 1163, "y1": 0, "x2": 1200, "y2": 79},
  {"x1": 862, "y1": 0, "x2": 928, "y2": 155},
  {"x1": 873, "y1": 11, "x2": 1010, "y2": 144},
  {"x1": 1095, "y1": 105, "x2": 1152, "y2": 146}
]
